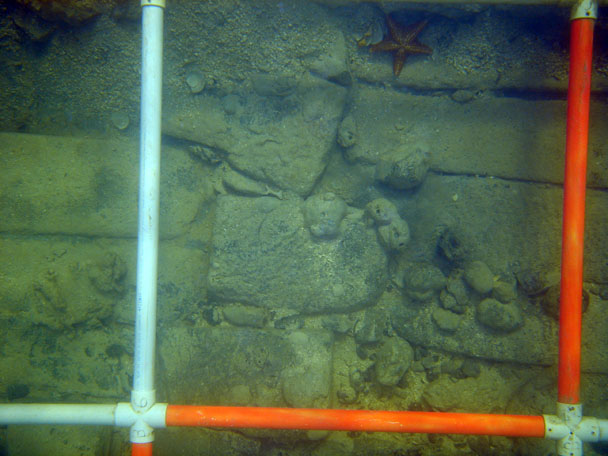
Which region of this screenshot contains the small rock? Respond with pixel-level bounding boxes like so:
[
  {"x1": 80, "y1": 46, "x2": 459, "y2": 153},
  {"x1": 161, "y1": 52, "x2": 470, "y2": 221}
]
[
  {"x1": 201, "y1": 305, "x2": 221, "y2": 326},
  {"x1": 375, "y1": 145, "x2": 429, "y2": 190},
  {"x1": 516, "y1": 269, "x2": 560, "y2": 296},
  {"x1": 337, "y1": 114, "x2": 358, "y2": 148},
  {"x1": 229, "y1": 384, "x2": 252, "y2": 405},
  {"x1": 185, "y1": 71, "x2": 206, "y2": 94},
  {"x1": 437, "y1": 226, "x2": 469, "y2": 264},
  {"x1": 476, "y1": 298, "x2": 522, "y2": 332},
  {"x1": 354, "y1": 310, "x2": 385, "y2": 344},
  {"x1": 337, "y1": 385, "x2": 357, "y2": 404},
  {"x1": 321, "y1": 315, "x2": 352, "y2": 334},
  {"x1": 450, "y1": 89, "x2": 475, "y2": 103},
  {"x1": 540, "y1": 284, "x2": 589, "y2": 320},
  {"x1": 349, "y1": 368, "x2": 368, "y2": 393},
  {"x1": 492, "y1": 280, "x2": 517, "y2": 303},
  {"x1": 110, "y1": 112, "x2": 130, "y2": 131},
  {"x1": 401, "y1": 262, "x2": 446, "y2": 302},
  {"x1": 378, "y1": 218, "x2": 410, "y2": 253},
  {"x1": 222, "y1": 303, "x2": 267, "y2": 328},
  {"x1": 304, "y1": 192, "x2": 347, "y2": 239},
  {"x1": 274, "y1": 314, "x2": 304, "y2": 330},
  {"x1": 464, "y1": 261, "x2": 494, "y2": 294},
  {"x1": 432, "y1": 308, "x2": 461, "y2": 332},
  {"x1": 374, "y1": 337, "x2": 414, "y2": 386},
  {"x1": 87, "y1": 252, "x2": 127, "y2": 296},
  {"x1": 446, "y1": 274, "x2": 470, "y2": 307},
  {"x1": 222, "y1": 94, "x2": 242, "y2": 115},
  {"x1": 282, "y1": 362, "x2": 330, "y2": 408},
  {"x1": 440, "y1": 289, "x2": 465, "y2": 314},
  {"x1": 365, "y1": 198, "x2": 399, "y2": 226}
]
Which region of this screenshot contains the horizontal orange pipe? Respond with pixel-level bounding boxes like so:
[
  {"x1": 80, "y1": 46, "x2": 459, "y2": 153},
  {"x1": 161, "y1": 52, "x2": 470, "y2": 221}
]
[
  {"x1": 166, "y1": 406, "x2": 546, "y2": 438},
  {"x1": 131, "y1": 442, "x2": 153, "y2": 456},
  {"x1": 558, "y1": 17, "x2": 594, "y2": 405}
]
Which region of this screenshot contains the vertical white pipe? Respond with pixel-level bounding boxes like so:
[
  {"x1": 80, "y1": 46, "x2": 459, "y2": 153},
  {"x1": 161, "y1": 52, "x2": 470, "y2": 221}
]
[{"x1": 132, "y1": 1, "x2": 164, "y2": 419}]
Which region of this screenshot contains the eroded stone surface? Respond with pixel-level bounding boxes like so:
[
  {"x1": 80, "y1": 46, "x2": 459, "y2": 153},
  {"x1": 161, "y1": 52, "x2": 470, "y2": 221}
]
[
  {"x1": 159, "y1": 327, "x2": 333, "y2": 408},
  {"x1": 208, "y1": 195, "x2": 388, "y2": 314},
  {"x1": 0, "y1": 133, "x2": 208, "y2": 238},
  {"x1": 164, "y1": 77, "x2": 347, "y2": 196}
]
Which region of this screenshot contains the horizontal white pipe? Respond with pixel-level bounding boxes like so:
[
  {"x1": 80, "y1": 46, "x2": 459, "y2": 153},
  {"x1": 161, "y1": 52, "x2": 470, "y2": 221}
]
[{"x1": 0, "y1": 404, "x2": 116, "y2": 426}]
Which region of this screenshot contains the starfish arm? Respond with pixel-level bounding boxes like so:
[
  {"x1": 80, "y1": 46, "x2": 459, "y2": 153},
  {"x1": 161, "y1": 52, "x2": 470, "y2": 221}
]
[
  {"x1": 387, "y1": 15, "x2": 406, "y2": 43},
  {"x1": 370, "y1": 40, "x2": 401, "y2": 53},
  {"x1": 393, "y1": 48, "x2": 407, "y2": 76},
  {"x1": 403, "y1": 42, "x2": 433, "y2": 55},
  {"x1": 402, "y1": 20, "x2": 429, "y2": 43}
]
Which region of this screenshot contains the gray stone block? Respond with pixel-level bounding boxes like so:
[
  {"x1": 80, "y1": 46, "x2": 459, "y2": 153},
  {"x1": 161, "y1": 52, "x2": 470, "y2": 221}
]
[
  {"x1": 159, "y1": 327, "x2": 333, "y2": 408},
  {"x1": 208, "y1": 195, "x2": 388, "y2": 314}
]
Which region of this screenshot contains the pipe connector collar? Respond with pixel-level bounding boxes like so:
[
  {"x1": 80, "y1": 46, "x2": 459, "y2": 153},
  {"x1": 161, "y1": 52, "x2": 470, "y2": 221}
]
[
  {"x1": 141, "y1": 0, "x2": 166, "y2": 8},
  {"x1": 115, "y1": 402, "x2": 168, "y2": 444},
  {"x1": 131, "y1": 389, "x2": 156, "y2": 413},
  {"x1": 571, "y1": 0, "x2": 598, "y2": 20}
]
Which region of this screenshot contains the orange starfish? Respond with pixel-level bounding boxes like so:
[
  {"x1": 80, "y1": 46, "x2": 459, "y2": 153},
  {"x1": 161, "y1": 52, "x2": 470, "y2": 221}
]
[{"x1": 369, "y1": 16, "x2": 432, "y2": 76}]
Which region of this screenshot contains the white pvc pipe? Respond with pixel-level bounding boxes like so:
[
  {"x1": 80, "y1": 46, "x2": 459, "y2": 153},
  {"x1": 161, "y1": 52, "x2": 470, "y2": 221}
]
[
  {"x1": 131, "y1": 1, "x2": 164, "y2": 416},
  {"x1": 0, "y1": 404, "x2": 116, "y2": 426}
]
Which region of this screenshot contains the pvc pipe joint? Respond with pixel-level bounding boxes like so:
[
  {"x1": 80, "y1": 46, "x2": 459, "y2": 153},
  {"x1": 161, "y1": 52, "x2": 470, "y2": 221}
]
[
  {"x1": 115, "y1": 402, "x2": 168, "y2": 444},
  {"x1": 131, "y1": 389, "x2": 156, "y2": 414},
  {"x1": 571, "y1": 0, "x2": 598, "y2": 19},
  {"x1": 544, "y1": 404, "x2": 608, "y2": 456},
  {"x1": 141, "y1": 0, "x2": 166, "y2": 7}
]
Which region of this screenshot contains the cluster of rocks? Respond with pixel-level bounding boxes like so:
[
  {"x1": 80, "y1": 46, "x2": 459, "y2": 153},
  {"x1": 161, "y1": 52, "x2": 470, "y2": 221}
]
[{"x1": 364, "y1": 198, "x2": 410, "y2": 253}]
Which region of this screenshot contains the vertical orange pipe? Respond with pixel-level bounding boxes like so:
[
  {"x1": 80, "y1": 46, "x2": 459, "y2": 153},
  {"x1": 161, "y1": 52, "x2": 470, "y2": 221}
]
[
  {"x1": 132, "y1": 442, "x2": 153, "y2": 456},
  {"x1": 558, "y1": 17, "x2": 594, "y2": 405}
]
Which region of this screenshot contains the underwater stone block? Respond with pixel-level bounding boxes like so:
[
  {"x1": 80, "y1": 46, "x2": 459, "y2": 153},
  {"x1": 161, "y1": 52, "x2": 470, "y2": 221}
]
[
  {"x1": 0, "y1": 133, "x2": 207, "y2": 238},
  {"x1": 159, "y1": 327, "x2": 333, "y2": 409},
  {"x1": 163, "y1": 77, "x2": 347, "y2": 196},
  {"x1": 208, "y1": 195, "x2": 388, "y2": 314}
]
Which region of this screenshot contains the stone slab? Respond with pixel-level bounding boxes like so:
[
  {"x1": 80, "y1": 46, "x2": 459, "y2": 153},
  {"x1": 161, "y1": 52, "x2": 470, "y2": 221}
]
[
  {"x1": 8, "y1": 425, "x2": 110, "y2": 456},
  {"x1": 346, "y1": 87, "x2": 608, "y2": 188},
  {"x1": 207, "y1": 195, "x2": 388, "y2": 314},
  {"x1": 0, "y1": 318, "x2": 133, "y2": 401},
  {"x1": 0, "y1": 132, "x2": 209, "y2": 238},
  {"x1": 399, "y1": 173, "x2": 608, "y2": 284},
  {"x1": 159, "y1": 327, "x2": 333, "y2": 408},
  {"x1": 163, "y1": 77, "x2": 347, "y2": 196},
  {"x1": 391, "y1": 289, "x2": 608, "y2": 373},
  {"x1": 392, "y1": 291, "x2": 557, "y2": 366}
]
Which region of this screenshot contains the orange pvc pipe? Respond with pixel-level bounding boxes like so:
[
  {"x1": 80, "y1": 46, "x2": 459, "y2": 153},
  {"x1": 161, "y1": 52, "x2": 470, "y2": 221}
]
[
  {"x1": 132, "y1": 442, "x2": 153, "y2": 456},
  {"x1": 558, "y1": 17, "x2": 594, "y2": 405},
  {"x1": 166, "y1": 406, "x2": 546, "y2": 438}
]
